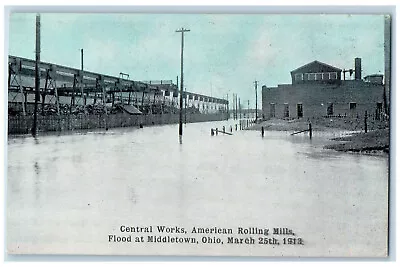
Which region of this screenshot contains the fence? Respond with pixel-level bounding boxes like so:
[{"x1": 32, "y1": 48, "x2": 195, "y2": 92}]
[{"x1": 8, "y1": 112, "x2": 228, "y2": 135}]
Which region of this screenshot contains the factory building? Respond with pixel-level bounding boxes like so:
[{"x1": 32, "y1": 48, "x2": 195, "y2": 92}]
[{"x1": 262, "y1": 58, "x2": 386, "y2": 119}]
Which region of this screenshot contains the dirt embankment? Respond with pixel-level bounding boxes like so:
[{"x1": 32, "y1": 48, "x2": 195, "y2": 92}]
[
  {"x1": 247, "y1": 117, "x2": 388, "y2": 132},
  {"x1": 324, "y1": 128, "x2": 389, "y2": 153},
  {"x1": 246, "y1": 117, "x2": 389, "y2": 153},
  {"x1": 247, "y1": 118, "x2": 328, "y2": 132}
]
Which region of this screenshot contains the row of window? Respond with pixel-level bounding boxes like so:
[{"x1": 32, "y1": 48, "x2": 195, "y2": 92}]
[
  {"x1": 269, "y1": 102, "x2": 383, "y2": 117},
  {"x1": 269, "y1": 102, "x2": 360, "y2": 109},
  {"x1": 294, "y1": 72, "x2": 338, "y2": 81}
]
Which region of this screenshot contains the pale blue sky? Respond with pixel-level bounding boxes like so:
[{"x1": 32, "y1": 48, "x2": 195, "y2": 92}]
[{"x1": 8, "y1": 13, "x2": 385, "y2": 105}]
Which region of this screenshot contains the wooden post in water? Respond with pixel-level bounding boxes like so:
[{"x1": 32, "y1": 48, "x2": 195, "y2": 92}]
[
  {"x1": 211, "y1": 128, "x2": 214, "y2": 136},
  {"x1": 364, "y1": 110, "x2": 368, "y2": 133},
  {"x1": 222, "y1": 126, "x2": 225, "y2": 133},
  {"x1": 309, "y1": 123, "x2": 312, "y2": 138},
  {"x1": 261, "y1": 126, "x2": 264, "y2": 138},
  {"x1": 216, "y1": 128, "x2": 218, "y2": 135}
]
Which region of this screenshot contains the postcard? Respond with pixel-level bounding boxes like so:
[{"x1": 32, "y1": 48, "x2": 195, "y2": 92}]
[{"x1": 6, "y1": 11, "x2": 391, "y2": 257}]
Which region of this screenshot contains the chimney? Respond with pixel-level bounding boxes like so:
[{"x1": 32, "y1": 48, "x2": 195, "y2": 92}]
[{"x1": 355, "y1": 58, "x2": 362, "y2": 80}]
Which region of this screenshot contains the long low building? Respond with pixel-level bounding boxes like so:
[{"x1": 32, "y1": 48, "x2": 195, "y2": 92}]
[
  {"x1": 262, "y1": 58, "x2": 387, "y2": 120},
  {"x1": 8, "y1": 55, "x2": 229, "y2": 116}
]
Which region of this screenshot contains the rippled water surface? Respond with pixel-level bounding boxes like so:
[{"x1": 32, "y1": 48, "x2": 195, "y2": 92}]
[{"x1": 7, "y1": 120, "x2": 389, "y2": 256}]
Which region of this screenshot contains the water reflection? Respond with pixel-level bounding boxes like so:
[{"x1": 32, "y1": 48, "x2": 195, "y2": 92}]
[
  {"x1": 33, "y1": 161, "x2": 40, "y2": 175},
  {"x1": 33, "y1": 161, "x2": 40, "y2": 202},
  {"x1": 7, "y1": 120, "x2": 388, "y2": 256},
  {"x1": 34, "y1": 137, "x2": 40, "y2": 145}
]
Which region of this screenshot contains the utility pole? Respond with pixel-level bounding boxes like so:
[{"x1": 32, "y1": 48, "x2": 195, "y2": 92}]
[
  {"x1": 384, "y1": 16, "x2": 391, "y2": 115},
  {"x1": 176, "y1": 27, "x2": 190, "y2": 144},
  {"x1": 254, "y1": 80, "x2": 258, "y2": 121},
  {"x1": 234, "y1": 94, "x2": 236, "y2": 120},
  {"x1": 184, "y1": 87, "x2": 187, "y2": 124},
  {"x1": 232, "y1": 93, "x2": 235, "y2": 120},
  {"x1": 226, "y1": 93, "x2": 229, "y2": 120},
  {"x1": 239, "y1": 97, "x2": 241, "y2": 119},
  {"x1": 247, "y1": 100, "x2": 250, "y2": 119},
  {"x1": 32, "y1": 14, "x2": 41, "y2": 137},
  {"x1": 81, "y1": 49, "x2": 86, "y2": 105},
  {"x1": 235, "y1": 94, "x2": 238, "y2": 120}
]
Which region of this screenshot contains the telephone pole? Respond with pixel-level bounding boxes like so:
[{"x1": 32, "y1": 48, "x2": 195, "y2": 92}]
[
  {"x1": 232, "y1": 93, "x2": 235, "y2": 119},
  {"x1": 32, "y1": 14, "x2": 41, "y2": 137},
  {"x1": 239, "y1": 97, "x2": 241, "y2": 119},
  {"x1": 226, "y1": 93, "x2": 229, "y2": 120},
  {"x1": 176, "y1": 27, "x2": 190, "y2": 144},
  {"x1": 247, "y1": 100, "x2": 250, "y2": 119},
  {"x1": 81, "y1": 49, "x2": 86, "y2": 104},
  {"x1": 254, "y1": 80, "x2": 258, "y2": 121},
  {"x1": 184, "y1": 87, "x2": 187, "y2": 124},
  {"x1": 235, "y1": 94, "x2": 238, "y2": 120}
]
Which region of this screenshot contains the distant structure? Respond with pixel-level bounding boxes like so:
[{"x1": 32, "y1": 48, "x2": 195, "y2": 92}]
[
  {"x1": 364, "y1": 74, "x2": 384, "y2": 85},
  {"x1": 8, "y1": 56, "x2": 229, "y2": 116},
  {"x1": 262, "y1": 58, "x2": 386, "y2": 119}
]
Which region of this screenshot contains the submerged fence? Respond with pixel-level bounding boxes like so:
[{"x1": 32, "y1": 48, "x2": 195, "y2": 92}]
[{"x1": 8, "y1": 113, "x2": 227, "y2": 135}]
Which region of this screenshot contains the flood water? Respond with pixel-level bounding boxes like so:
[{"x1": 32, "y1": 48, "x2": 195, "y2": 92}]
[{"x1": 7, "y1": 120, "x2": 389, "y2": 257}]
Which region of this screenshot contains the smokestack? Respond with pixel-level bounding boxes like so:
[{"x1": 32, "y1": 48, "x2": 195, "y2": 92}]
[
  {"x1": 81, "y1": 49, "x2": 84, "y2": 71},
  {"x1": 355, "y1": 57, "x2": 362, "y2": 80}
]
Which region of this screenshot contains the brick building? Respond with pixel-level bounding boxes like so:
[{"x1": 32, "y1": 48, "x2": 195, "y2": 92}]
[{"x1": 262, "y1": 59, "x2": 386, "y2": 119}]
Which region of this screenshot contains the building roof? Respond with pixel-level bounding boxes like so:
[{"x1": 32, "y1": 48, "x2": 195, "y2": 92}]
[{"x1": 290, "y1": 60, "x2": 342, "y2": 74}]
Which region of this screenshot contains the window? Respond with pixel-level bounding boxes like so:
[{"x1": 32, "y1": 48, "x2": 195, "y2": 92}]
[
  {"x1": 294, "y1": 73, "x2": 303, "y2": 81},
  {"x1": 349, "y1": 102, "x2": 357, "y2": 110},
  {"x1": 376, "y1": 102, "x2": 383, "y2": 113},
  {"x1": 322, "y1": 73, "x2": 330, "y2": 80},
  {"x1": 316, "y1": 73, "x2": 323, "y2": 80},
  {"x1": 308, "y1": 73, "x2": 316, "y2": 81},
  {"x1": 329, "y1": 72, "x2": 337, "y2": 79},
  {"x1": 270, "y1": 103, "x2": 276, "y2": 117},
  {"x1": 284, "y1": 103, "x2": 289, "y2": 118},
  {"x1": 297, "y1": 103, "x2": 303, "y2": 118},
  {"x1": 327, "y1": 103, "x2": 334, "y2": 115}
]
